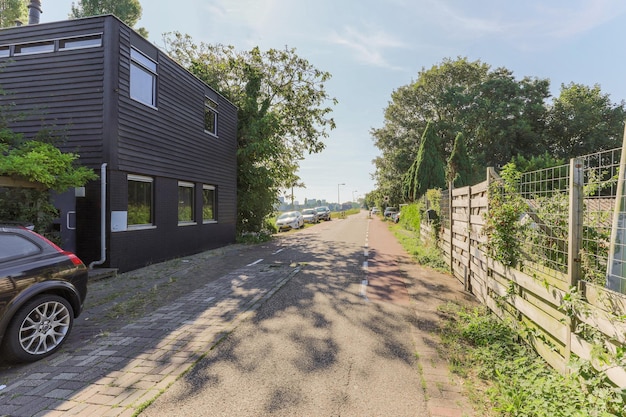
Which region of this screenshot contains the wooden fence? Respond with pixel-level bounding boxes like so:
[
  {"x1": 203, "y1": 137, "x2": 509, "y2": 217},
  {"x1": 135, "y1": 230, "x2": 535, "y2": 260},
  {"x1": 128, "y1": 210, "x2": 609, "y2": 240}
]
[{"x1": 421, "y1": 166, "x2": 626, "y2": 388}]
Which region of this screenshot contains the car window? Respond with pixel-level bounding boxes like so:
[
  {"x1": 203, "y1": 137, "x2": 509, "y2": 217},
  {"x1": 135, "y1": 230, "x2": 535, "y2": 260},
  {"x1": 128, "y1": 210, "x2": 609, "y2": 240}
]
[{"x1": 0, "y1": 233, "x2": 41, "y2": 262}]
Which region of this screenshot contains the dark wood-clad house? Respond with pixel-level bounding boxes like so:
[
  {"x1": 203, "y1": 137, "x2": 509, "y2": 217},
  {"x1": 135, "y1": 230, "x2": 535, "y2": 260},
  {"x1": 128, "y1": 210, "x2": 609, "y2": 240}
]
[{"x1": 0, "y1": 15, "x2": 238, "y2": 272}]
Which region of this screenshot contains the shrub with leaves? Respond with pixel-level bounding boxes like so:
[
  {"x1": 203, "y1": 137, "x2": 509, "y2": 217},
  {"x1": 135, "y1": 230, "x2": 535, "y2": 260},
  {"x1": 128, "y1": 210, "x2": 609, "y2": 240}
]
[{"x1": 483, "y1": 163, "x2": 527, "y2": 268}]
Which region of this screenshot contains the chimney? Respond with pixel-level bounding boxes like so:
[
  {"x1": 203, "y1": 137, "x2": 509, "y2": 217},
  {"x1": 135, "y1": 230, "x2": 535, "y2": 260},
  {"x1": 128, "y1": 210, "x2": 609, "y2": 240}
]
[{"x1": 28, "y1": 0, "x2": 42, "y2": 25}]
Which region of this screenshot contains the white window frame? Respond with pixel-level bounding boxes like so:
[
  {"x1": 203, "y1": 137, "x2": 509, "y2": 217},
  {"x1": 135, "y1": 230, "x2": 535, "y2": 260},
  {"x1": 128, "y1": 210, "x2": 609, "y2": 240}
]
[
  {"x1": 127, "y1": 174, "x2": 155, "y2": 229},
  {"x1": 59, "y1": 34, "x2": 102, "y2": 51},
  {"x1": 204, "y1": 98, "x2": 218, "y2": 136},
  {"x1": 202, "y1": 184, "x2": 217, "y2": 223},
  {"x1": 178, "y1": 181, "x2": 196, "y2": 225},
  {"x1": 130, "y1": 47, "x2": 157, "y2": 108}
]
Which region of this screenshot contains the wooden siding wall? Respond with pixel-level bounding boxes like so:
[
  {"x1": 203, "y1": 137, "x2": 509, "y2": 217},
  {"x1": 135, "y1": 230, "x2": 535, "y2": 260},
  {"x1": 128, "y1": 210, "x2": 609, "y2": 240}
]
[
  {"x1": 0, "y1": 18, "x2": 107, "y2": 167},
  {"x1": 0, "y1": 17, "x2": 238, "y2": 272},
  {"x1": 421, "y1": 177, "x2": 626, "y2": 388},
  {"x1": 114, "y1": 26, "x2": 238, "y2": 227}
]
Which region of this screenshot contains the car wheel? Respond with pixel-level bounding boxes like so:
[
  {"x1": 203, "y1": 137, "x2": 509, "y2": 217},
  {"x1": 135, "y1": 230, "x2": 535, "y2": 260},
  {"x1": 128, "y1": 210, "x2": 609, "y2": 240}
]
[{"x1": 2, "y1": 294, "x2": 74, "y2": 362}]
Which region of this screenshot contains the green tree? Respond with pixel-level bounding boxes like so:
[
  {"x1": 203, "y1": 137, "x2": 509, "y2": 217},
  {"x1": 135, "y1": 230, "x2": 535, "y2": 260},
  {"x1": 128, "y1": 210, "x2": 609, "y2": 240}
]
[
  {"x1": 403, "y1": 122, "x2": 446, "y2": 200},
  {"x1": 0, "y1": 85, "x2": 97, "y2": 235},
  {"x1": 446, "y1": 132, "x2": 473, "y2": 187},
  {"x1": 70, "y1": 0, "x2": 148, "y2": 37},
  {"x1": 162, "y1": 34, "x2": 336, "y2": 234},
  {"x1": 546, "y1": 82, "x2": 625, "y2": 159},
  {"x1": 372, "y1": 57, "x2": 551, "y2": 201},
  {"x1": 0, "y1": 0, "x2": 27, "y2": 27},
  {"x1": 464, "y1": 68, "x2": 550, "y2": 168}
]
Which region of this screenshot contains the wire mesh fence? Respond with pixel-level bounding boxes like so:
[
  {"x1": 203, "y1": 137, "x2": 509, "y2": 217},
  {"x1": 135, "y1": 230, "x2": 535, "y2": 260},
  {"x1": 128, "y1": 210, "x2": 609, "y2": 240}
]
[{"x1": 511, "y1": 148, "x2": 621, "y2": 288}]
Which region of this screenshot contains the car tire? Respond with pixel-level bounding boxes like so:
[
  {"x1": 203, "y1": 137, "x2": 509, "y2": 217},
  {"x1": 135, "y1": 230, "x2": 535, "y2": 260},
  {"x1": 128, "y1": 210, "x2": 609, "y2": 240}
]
[{"x1": 2, "y1": 294, "x2": 74, "y2": 362}]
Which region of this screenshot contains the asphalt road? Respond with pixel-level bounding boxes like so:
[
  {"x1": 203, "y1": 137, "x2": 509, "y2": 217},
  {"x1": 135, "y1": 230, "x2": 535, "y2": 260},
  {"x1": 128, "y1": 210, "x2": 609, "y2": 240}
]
[{"x1": 141, "y1": 212, "x2": 429, "y2": 416}]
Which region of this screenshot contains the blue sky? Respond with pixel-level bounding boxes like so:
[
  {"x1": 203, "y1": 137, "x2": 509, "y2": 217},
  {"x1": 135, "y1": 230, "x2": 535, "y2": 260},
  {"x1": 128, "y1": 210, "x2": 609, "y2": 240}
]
[{"x1": 43, "y1": 0, "x2": 626, "y2": 204}]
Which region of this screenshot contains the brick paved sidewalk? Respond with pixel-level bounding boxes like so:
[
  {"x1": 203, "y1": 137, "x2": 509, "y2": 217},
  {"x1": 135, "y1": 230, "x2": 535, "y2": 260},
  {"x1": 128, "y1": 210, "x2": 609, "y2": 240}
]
[
  {"x1": 367, "y1": 216, "x2": 477, "y2": 417},
  {"x1": 0, "y1": 262, "x2": 299, "y2": 417}
]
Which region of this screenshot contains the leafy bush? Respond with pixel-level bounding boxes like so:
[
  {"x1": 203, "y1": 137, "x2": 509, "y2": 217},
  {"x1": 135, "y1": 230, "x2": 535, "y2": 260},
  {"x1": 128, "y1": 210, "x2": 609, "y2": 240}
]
[
  {"x1": 438, "y1": 303, "x2": 626, "y2": 417},
  {"x1": 399, "y1": 203, "x2": 421, "y2": 231}
]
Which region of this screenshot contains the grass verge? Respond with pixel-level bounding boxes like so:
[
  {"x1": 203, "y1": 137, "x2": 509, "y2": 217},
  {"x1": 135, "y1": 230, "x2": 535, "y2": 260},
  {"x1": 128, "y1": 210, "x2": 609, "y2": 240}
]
[
  {"x1": 437, "y1": 302, "x2": 625, "y2": 416},
  {"x1": 390, "y1": 220, "x2": 625, "y2": 416}
]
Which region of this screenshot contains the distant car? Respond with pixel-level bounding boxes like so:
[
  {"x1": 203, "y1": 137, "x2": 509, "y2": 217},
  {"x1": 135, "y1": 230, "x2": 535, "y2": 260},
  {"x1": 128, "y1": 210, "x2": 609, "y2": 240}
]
[
  {"x1": 276, "y1": 211, "x2": 304, "y2": 231},
  {"x1": 315, "y1": 206, "x2": 331, "y2": 221},
  {"x1": 384, "y1": 207, "x2": 398, "y2": 218},
  {"x1": 301, "y1": 209, "x2": 319, "y2": 224},
  {"x1": 370, "y1": 207, "x2": 380, "y2": 215},
  {"x1": 392, "y1": 212, "x2": 401, "y2": 223},
  {"x1": 0, "y1": 224, "x2": 88, "y2": 362}
]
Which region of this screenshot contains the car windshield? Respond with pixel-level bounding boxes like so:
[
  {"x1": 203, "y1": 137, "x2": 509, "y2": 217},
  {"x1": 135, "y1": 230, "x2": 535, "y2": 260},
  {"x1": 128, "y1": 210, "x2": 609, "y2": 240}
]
[
  {"x1": 315, "y1": 207, "x2": 327, "y2": 212},
  {"x1": 302, "y1": 209, "x2": 316, "y2": 215},
  {"x1": 278, "y1": 212, "x2": 296, "y2": 220}
]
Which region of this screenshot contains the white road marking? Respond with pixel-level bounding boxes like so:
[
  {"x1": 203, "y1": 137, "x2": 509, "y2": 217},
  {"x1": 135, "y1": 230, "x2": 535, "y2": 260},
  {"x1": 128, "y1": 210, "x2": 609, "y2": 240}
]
[
  {"x1": 360, "y1": 279, "x2": 369, "y2": 301},
  {"x1": 247, "y1": 259, "x2": 263, "y2": 266},
  {"x1": 272, "y1": 248, "x2": 285, "y2": 255},
  {"x1": 362, "y1": 261, "x2": 368, "y2": 271}
]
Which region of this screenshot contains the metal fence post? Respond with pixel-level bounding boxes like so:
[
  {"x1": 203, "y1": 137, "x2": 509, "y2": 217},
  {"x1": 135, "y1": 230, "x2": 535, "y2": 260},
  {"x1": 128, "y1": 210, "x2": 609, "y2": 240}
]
[{"x1": 568, "y1": 158, "x2": 584, "y2": 288}]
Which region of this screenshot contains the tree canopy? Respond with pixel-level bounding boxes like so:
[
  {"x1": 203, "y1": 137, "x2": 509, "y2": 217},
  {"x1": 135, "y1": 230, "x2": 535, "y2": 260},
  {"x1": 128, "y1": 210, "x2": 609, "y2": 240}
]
[
  {"x1": 402, "y1": 121, "x2": 446, "y2": 201},
  {"x1": 70, "y1": 0, "x2": 148, "y2": 37},
  {"x1": 0, "y1": 0, "x2": 27, "y2": 27},
  {"x1": 372, "y1": 57, "x2": 625, "y2": 202},
  {"x1": 162, "y1": 33, "x2": 337, "y2": 234}
]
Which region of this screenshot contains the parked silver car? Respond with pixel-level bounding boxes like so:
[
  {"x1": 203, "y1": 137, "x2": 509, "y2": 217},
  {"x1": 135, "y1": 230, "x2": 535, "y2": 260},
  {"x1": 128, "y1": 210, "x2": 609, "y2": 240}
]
[
  {"x1": 301, "y1": 209, "x2": 319, "y2": 224},
  {"x1": 276, "y1": 211, "x2": 304, "y2": 231},
  {"x1": 314, "y1": 206, "x2": 331, "y2": 221}
]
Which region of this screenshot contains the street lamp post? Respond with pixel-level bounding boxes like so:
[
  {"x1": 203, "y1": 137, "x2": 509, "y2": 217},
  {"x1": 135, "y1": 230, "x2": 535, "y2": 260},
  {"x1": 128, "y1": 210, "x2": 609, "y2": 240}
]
[{"x1": 337, "y1": 183, "x2": 345, "y2": 210}]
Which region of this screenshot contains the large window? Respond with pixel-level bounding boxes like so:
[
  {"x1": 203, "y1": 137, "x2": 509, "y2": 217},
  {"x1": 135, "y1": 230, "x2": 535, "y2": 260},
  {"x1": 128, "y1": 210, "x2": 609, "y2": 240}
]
[
  {"x1": 202, "y1": 185, "x2": 216, "y2": 222},
  {"x1": 128, "y1": 175, "x2": 153, "y2": 227},
  {"x1": 204, "y1": 98, "x2": 218, "y2": 135},
  {"x1": 178, "y1": 181, "x2": 195, "y2": 224},
  {"x1": 130, "y1": 48, "x2": 157, "y2": 107}
]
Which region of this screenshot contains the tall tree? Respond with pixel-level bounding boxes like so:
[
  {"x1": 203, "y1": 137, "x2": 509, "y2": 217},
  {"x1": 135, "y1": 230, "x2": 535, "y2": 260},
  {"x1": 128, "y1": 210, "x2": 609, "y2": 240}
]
[
  {"x1": 446, "y1": 132, "x2": 473, "y2": 187},
  {"x1": 373, "y1": 57, "x2": 551, "y2": 200},
  {"x1": 70, "y1": 0, "x2": 148, "y2": 37},
  {"x1": 162, "y1": 33, "x2": 337, "y2": 234},
  {"x1": 0, "y1": 0, "x2": 27, "y2": 27},
  {"x1": 546, "y1": 82, "x2": 625, "y2": 159},
  {"x1": 403, "y1": 122, "x2": 446, "y2": 200}
]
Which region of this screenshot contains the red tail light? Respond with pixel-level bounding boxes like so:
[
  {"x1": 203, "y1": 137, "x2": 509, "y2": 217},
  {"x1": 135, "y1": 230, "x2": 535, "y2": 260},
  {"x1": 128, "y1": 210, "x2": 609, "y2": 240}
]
[{"x1": 24, "y1": 227, "x2": 84, "y2": 266}]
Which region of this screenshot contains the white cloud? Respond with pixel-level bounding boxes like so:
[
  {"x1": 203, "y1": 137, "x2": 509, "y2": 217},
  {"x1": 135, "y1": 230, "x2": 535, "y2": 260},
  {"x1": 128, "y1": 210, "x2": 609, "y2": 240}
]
[
  {"x1": 327, "y1": 25, "x2": 408, "y2": 69},
  {"x1": 414, "y1": 0, "x2": 626, "y2": 48}
]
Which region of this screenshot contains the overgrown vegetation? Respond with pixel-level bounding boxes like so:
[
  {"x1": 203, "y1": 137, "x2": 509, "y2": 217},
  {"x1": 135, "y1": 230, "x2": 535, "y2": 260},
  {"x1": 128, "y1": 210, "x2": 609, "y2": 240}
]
[
  {"x1": 162, "y1": 36, "x2": 337, "y2": 236},
  {"x1": 0, "y1": 86, "x2": 97, "y2": 238},
  {"x1": 482, "y1": 163, "x2": 528, "y2": 268},
  {"x1": 438, "y1": 302, "x2": 626, "y2": 417}
]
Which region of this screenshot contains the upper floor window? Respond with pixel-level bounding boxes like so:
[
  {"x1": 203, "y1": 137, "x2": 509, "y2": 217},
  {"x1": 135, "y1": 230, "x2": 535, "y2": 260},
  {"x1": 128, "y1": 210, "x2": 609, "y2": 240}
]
[
  {"x1": 128, "y1": 174, "x2": 153, "y2": 227},
  {"x1": 204, "y1": 98, "x2": 218, "y2": 135},
  {"x1": 178, "y1": 181, "x2": 195, "y2": 224},
  {"x1": 0, "y1": 33, "x2": 102, "y2": 59},
  {"x1": 130, "y1": 48, "x2": 157, "y2": 107},
  {"x1": 59, "y1": 35, "x2": 102, "y2": 51},
  {"x1": 14, "y1": 41, "x2": 54, "y2": 55}
]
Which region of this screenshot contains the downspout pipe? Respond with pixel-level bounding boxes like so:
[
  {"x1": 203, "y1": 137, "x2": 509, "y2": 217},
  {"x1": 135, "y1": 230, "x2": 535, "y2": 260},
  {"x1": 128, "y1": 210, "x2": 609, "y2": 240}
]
[{"x1": 89, "y1": 163, "x2": 107, "y2": 269}]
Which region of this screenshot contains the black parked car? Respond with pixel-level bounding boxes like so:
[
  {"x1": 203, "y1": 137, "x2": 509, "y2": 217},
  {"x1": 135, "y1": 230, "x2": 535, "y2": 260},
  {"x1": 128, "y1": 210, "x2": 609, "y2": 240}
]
[{"x1": 0, "y1": 224, "x2": 88, "y2": 362}]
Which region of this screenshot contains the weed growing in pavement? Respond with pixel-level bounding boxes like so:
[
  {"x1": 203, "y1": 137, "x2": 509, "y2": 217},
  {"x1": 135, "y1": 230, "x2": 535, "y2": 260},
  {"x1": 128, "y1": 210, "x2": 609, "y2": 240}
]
[
  {"x1": 437, "y1": 302, "x2": 626, "y2": 417},
  {"x1": 389, "y1": 223, "x2": 448, "y2": 272}
]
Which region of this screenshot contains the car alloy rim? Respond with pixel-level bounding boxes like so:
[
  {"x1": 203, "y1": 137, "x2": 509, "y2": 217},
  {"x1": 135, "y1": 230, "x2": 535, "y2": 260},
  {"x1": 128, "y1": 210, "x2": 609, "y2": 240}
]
[{"x1": 19, "y1": 300, "x2": 71, "y2": 355}]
